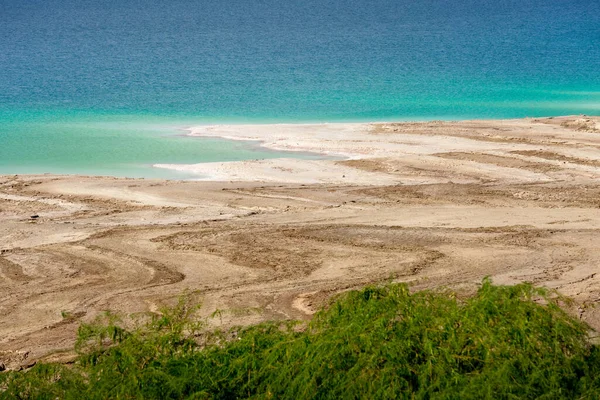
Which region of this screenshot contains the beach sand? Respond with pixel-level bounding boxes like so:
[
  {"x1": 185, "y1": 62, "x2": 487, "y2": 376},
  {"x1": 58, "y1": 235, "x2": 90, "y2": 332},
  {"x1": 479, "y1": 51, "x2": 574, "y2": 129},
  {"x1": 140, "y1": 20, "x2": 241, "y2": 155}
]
[{"x1": 1, "y1": 115, "x2": 600, "y2": 369}]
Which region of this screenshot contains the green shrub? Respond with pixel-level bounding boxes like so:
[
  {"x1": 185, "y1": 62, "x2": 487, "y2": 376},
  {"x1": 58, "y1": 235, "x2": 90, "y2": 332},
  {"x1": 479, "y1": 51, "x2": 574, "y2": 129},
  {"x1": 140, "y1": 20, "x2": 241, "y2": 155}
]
[{"x1": 2, "y1": 279, "x2": 600, "y2": 399}]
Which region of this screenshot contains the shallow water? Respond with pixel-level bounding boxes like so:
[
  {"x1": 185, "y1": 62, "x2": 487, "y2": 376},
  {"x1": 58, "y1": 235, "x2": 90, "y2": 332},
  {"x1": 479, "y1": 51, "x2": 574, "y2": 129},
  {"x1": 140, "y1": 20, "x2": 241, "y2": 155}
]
[
  {"x1": 0, "y1": 113, "x2": 324, "y2": 178},
  {"x1": 1, "y1": 0, "x2": 599, "y2": 177}
]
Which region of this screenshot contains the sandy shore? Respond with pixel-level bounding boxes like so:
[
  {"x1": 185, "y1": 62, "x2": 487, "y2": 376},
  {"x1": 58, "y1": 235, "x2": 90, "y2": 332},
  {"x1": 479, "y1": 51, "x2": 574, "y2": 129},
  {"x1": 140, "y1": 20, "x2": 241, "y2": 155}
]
[
  {"x1": 156, "y1": 117, "x2": 600, "y2": 184},
  {"x1": 1, "y1": 115, "x2": 600, "y2": 369}
]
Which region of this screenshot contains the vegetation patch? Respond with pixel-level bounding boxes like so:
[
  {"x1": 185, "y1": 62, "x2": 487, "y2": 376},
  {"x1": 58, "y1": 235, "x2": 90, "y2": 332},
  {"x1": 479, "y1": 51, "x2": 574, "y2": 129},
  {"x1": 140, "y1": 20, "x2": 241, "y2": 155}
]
[{"x1": 2, "y1": 279, "x2": 600, "y2": 399}]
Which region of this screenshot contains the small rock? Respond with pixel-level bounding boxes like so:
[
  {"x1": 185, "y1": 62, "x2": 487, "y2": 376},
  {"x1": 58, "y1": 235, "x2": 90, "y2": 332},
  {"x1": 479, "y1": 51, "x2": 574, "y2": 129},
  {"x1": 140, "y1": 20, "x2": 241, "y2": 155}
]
[{"x1": 30, "y1": 215, "x2": 39, "y2": 219}]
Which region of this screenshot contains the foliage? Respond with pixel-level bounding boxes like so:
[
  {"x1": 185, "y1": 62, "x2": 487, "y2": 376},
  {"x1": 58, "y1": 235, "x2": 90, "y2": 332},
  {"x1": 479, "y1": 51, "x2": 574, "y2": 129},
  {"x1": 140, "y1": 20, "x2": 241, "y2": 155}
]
[{"x1": 2, "y1": 279, "x2": 600, "y2": 399}]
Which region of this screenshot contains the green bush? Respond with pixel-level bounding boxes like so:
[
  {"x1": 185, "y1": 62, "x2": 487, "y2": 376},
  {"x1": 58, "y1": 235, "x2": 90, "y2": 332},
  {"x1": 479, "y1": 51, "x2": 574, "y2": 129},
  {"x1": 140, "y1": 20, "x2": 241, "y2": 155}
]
[{"x1": 2, "y1": 279, "x2": 600, "y2": 399}]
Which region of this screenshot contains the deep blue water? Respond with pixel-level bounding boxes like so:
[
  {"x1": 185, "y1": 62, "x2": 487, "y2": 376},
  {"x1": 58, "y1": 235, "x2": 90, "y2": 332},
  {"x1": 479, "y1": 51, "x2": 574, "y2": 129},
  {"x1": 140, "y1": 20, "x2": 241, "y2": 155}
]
[{"x1": 1, "y1": 0, "x2": 599, "y2": 176}]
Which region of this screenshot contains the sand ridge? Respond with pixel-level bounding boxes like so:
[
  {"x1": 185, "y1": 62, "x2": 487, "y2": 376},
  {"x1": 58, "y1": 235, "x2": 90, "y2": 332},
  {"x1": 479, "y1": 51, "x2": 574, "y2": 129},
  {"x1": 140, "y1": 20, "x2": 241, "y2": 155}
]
[{"x1": 1, "y1": 116, "x2": 600, "y2": 369}]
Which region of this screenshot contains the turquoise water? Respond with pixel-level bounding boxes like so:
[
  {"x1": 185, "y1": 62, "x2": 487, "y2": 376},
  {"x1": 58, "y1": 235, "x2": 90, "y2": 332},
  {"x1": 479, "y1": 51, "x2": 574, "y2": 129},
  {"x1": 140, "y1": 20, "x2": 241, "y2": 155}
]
[
  {"x1": 1, "y1": 0, "x2": 599, "y2": 177},
  {"x1": 0, "y1": 112, "x2": 321, "y2": 178}
]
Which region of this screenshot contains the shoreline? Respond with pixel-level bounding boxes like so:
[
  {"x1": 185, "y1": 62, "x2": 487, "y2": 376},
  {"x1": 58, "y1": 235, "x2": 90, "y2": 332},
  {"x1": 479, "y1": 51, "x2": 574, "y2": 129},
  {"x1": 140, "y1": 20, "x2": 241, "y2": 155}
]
[
  {"x1": 1, "y1": 115, "x2": 596, "y2": 181},
  {"x1": 153, "y1": 116, "x2": 600, "y2": 184},
  {"x1": 2, "y1": 115, "x2": 600, "y2": 369}
]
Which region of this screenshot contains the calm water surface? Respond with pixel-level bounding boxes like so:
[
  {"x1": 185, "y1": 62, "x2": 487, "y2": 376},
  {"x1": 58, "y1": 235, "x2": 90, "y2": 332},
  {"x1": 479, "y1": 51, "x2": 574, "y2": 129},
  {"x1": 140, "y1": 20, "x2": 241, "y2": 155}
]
[{"x1": 1, "y1": 0, "x2": 599, "y2": 176}]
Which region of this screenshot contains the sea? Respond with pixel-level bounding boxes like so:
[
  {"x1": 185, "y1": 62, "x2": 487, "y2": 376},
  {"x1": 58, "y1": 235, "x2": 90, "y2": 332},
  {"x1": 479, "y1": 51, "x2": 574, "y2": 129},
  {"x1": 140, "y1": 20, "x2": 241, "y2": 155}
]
[{"x1": 1, "y1": 0, "x2": 599, "y2": 178}]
